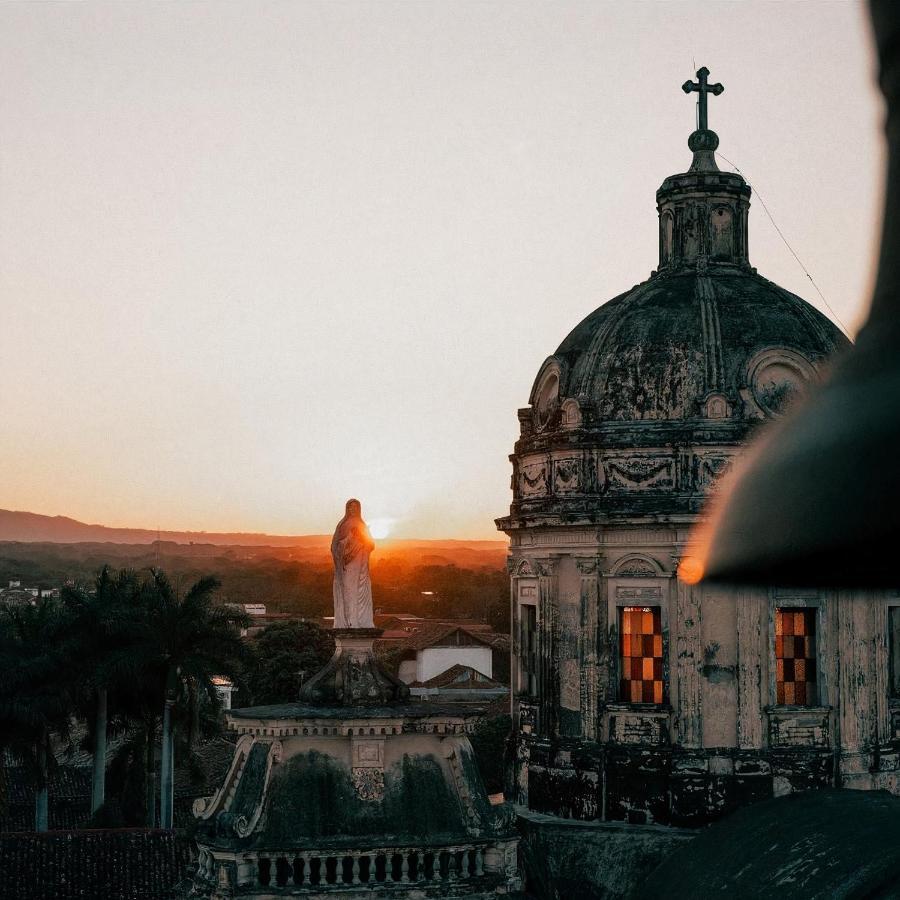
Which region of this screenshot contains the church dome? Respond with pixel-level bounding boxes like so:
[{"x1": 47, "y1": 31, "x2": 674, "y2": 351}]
[
  {"x1": 543, "y1": 267, "x2": 843, "y2": 425},
  {"x1": 500, "y1": 70, "x2": 849, "y2": 529}
]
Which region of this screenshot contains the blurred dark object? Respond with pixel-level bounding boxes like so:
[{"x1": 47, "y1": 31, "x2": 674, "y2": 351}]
[
  {"x1": 697, "y1": 0, "x2": 900, "y2": 588},
  {"x1": 636, "y1": 790, "x2": 900, "y2": 899}
]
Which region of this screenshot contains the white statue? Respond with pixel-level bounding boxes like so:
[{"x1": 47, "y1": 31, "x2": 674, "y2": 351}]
[{"x1": 331, "y1": 498, "x2": 375, "y2": 629}]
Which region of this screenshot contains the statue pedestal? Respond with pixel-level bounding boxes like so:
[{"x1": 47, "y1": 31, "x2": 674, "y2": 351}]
[{"x1": 298, "y1": 627, "x2": 409, "y2": 706}]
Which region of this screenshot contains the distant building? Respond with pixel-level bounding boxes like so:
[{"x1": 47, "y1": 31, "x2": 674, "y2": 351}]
[
  {"x1": 243, "y1": 603, "x2": 266, "y2": 616},
  {"x1": 394, "y1": 623, "x2": 505, "y2": 685},
  {"x1": 0, "y1": 585, "x2": 39, "y2": 606}
]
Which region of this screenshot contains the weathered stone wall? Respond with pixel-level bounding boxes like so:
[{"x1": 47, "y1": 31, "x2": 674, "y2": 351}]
[{"x1": 516, "y1": 808, "x2": 694, "y2": 900}]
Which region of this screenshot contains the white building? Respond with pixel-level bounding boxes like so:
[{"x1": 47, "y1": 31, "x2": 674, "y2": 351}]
[{"x1": 395, "y1": 624, "x2": 497, "y2": 685}]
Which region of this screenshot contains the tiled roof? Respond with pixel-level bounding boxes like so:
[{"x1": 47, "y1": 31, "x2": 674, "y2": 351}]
[
  {"x1": 1, "y1": 738, "x2": 235, "y2": 834},
  {"x1": 172, "y1": 738, "x2": 235, "y2": 798},
  {"x1": 410, "y1": 664, "x2": 503, "y2": 689},
  {"x1": 0, "y1": 829, "x2": 188, "y2": 900},
  {"x1": 398, "y1": 623, "x2": 497, "y2": 651},
  {"x1": 1, "y1": 767, "x2": 92, "y2": 805}
]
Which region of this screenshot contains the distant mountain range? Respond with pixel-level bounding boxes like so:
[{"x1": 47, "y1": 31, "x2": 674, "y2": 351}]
[{"x1": 0, "y1": 509, "x2": 506, "y2": 553}]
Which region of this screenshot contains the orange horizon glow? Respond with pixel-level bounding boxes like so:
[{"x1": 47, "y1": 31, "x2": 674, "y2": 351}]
[{"x1": 1, "y1": 2, "x2": 879, "y2": 540}]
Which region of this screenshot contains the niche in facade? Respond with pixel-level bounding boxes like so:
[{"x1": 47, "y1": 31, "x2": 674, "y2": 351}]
[{"x1": 711, "y1": 206, "x2": 733, "y2": 259}]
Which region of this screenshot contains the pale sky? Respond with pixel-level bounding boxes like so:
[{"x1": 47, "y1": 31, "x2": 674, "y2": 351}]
[{"x1": 0, "y1": 1, "x2": 883, "y2": 540}]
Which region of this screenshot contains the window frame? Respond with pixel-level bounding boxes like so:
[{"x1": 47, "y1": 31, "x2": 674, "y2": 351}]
[
  {"x1": 619, "y1": 604, "x2": 666, "y2": 705},
  {"x1": 767, "y1": 593, "x2": 828, "y2": 709},
  {"x1": 607, "y1": 576, "x2": 670, "y2": 709},
  {"x1": 514, "y1": 577, "x2": 539, "y2": 700}
]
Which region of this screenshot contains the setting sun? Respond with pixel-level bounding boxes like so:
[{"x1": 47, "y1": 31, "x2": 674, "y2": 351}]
[{"x1": 368, "y1": 518, "x2": 393, "y2": 540}]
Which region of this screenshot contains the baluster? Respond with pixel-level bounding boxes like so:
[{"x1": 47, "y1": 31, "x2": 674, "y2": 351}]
[
  {"x1": 401, "y1": 851, "x2": 410, "y2": 883},
  {"x1": 352, "y1": 856, "x2": 361, "y2": 884},
  {"x1": 449, "y1": 848, "x2": 458, "y2": 880},
  {"x1": 416, "y1": 850, "x2": 428, "y2": 882},
  {"x1": 475, "y1": 847, "x2": 484, "y2": 876}
]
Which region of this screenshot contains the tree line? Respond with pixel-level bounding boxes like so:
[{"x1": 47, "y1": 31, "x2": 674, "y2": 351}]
[{"x1": 0, "y1": 543, "x2": 510, "y2": 631}]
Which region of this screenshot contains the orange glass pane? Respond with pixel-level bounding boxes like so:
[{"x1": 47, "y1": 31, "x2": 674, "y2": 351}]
[
  {"x1": 776, "y1": 659, "x2": 784, "y2": 682},
  {"x1": 794, "y1": 611, "x2": 806, "y2": 636},
  {"x1": 642, "y1": 611, "x2": 654, "y2": 634},
  {"x1": 622, "y1": 611, "x2": 633, "y2": 635},
  {"x1": 775, "y1": 612, "x2": 783, "y2": 636},
  {"x1": 784, "y1": 682, "x2": 795, "y2": 704},
  {"x1": 653, "y1": 635, "x2": 663, "y2": 657},
  {"x1": 775, "y1": 635, "x2": 783, "y2": 658},
  {"x1": 653, "y1": 681, "x2": 663, "y2": 704},
  {"x1": 631, "y1": 680, "x2": 643, "y2": 703},
  {"x1": 642, "y1": 658, "x2": 654, "y2": 680}
]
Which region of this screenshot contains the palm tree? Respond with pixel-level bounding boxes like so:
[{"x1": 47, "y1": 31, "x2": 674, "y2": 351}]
[
  {"x1": 0, "y1": 598, "x2": 74, "y2": 831},
  {"x1": 131, "y1": 570, "x2": 248, "y2": 828},
  {"x1": 61, "y1": 566, "x2": 142, "y2": 817}
]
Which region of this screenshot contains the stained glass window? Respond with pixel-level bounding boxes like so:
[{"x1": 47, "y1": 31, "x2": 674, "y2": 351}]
[
  {"x1": 775, "y1": 608, "x2": 817, "y2": 705},
  {"x1": 620, "y1": 606, "x2": 664, "y2": 704}
]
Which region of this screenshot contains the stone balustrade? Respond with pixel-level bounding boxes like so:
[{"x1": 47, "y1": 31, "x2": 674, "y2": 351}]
[{"x1": 248, "y1": 843, "x2": 490, "y2": 890}]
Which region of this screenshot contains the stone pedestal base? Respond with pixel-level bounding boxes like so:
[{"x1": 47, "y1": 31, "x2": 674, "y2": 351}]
[{"x1": 299, "y1": 628, "x2": 409, "y2": 706}]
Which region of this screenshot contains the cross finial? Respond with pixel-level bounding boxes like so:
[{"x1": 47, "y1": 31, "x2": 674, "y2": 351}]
[{"x1": 682, "y1": 66, "x2": 724, "y2": 132}]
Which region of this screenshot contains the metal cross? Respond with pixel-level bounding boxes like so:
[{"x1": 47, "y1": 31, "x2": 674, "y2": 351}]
[{"x1": 682, "y1": 66, "x2": 724, "y2": 131}]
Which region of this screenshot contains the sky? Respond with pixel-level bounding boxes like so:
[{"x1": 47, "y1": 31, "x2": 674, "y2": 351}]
[{"x1": 0, "y1": 1, "x2": 884, "y2": 540}]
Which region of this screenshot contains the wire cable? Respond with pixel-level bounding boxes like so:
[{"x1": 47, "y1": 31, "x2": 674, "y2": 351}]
[{"x1": 715, "y1": 151, "x2": 852, "y2": 337}]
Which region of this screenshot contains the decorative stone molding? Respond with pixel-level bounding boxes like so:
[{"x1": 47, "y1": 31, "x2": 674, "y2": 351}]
[
  {"x1": 694, "y1": 451, "x2": 734, "y2": 492},
  {"x1": 560, "y1": 398, "x2": 582, "y2": 429},
  {"x1": 605, "y1": 703, "x2": 671, "y2": 745},
  {"x1": 511, "y1": 558, "x2": 536, "y2": 577},
  {"x1": 553, "y1": 456, "x2": 582, "y2": 493},
  {"x1": 529, "y1": 357, "x2": 566, "y2": 431},
  {"x1": 192, "y1": 734, "x2": 255, "y2": 820},
  {"x1": 534, "y1": 559, "x2": 558, "y2": 577},
  {"x1": 520, "y1": 462, "x2": 548, "y2": 497},
  {"x1": 766, "y1": 705, "x2": 832, "y2": 749},
  {"x1": 299, "y1": 629, "x2": 409, "y2": 706},
  {"x1": 575, "y1": 557, "x2": 602, "y2": 575},
  {"x1": 702, "y1": 391, "x2": 731, "y2": 419},
  {"x1": 745, "y1": 347, "x2": 817, "y2": 418},
  {"x1": 612, "y1": 554, "x2": 663, "y2": 577},
  {"x1": 604, "y1": 455, "x2": 675, "y2": 491}
]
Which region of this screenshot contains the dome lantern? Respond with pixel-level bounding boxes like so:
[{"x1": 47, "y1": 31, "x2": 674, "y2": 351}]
[{"x1": 657, "y1": 66, "x2": 751, "y2": 271}]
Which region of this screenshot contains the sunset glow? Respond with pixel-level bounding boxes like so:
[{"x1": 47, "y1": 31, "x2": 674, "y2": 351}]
[
  {"x1": 368, "y1": 518, "x2": 394, "y2": 541},
  {"x1": 0, "y1": 2, "x2": 878, "y2": 538}
]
